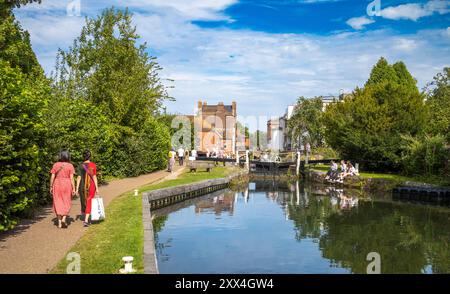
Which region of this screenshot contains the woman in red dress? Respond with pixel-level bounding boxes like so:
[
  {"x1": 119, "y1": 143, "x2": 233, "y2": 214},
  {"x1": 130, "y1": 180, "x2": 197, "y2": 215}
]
[
  {"x1": 50, "y1": 150, "x2": 75, "y2": 229},
  {"x1": 75, "y1": 150, "x2": 99, "y2": 227}
]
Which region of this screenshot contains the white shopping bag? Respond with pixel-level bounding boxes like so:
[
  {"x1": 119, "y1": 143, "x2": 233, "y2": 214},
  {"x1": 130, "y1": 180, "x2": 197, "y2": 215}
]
[{"x1": 91, "y1": 196, "x2": 105, "y2": 221}]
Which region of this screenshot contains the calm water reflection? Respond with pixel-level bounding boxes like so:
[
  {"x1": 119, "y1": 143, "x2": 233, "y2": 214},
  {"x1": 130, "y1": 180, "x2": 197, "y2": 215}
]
[{"x1": 152, "y1": 181, "x2": 450, "y2": 274}]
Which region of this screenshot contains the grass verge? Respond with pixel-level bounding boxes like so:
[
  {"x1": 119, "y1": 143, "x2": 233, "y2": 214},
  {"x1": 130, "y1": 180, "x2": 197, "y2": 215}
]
[{"x1": 51, "y1": 166, "x2": 236, "y2": 274}]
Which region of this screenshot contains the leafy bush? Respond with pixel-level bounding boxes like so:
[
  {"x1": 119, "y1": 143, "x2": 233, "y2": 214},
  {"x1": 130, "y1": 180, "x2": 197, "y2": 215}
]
[
  {"x1": 401, "y1": 135, "x2": 449, "y2": 177},
  {"x1": 44, "y1": 97, "x2": 114, "y2": 184},
  {"x1": 0, "y1": 61, "x2": 49, "y2": 231},
  {"x1": 109, "y1": 118, "x2": 170, "y2": 177}
]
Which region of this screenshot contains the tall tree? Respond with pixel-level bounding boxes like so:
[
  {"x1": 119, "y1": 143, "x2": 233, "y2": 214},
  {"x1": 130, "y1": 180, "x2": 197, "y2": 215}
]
[
  {"x1": 53, "y1": 7, "x2": 171, "y2": 177},
  {"x1": 54, "y1": 7, "x2": 171, "y2": 132},
  {"x1": 365, "y1": 57, "x2": 397, "y2": 87},
  {"x1": 323, "y1": 58, "x2": 426, "y2": 170},
  {"x1": 288, "y1": 97, "x2": 324, "y2": 148},
  {"x1": 0, "y1": 2, "x2": 43, "y2": 76},
  {"x1": 393, "y1": 61, "x2": 417, "y2": 91},
  {"x1": 425, "y1": 67, "x2": 450, "y2": 142}
]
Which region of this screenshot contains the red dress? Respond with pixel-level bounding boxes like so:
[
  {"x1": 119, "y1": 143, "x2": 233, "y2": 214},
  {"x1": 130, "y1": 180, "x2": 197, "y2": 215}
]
[
  {"x1": 51, "y1": 162, "x2": 75, "y2": 215},
  {"x1": 77, "y1": 162, "x2": 97, "y2": 214}
]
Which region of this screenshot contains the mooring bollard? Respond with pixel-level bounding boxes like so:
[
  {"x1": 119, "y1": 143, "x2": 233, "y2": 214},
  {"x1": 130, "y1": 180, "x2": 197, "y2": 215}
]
[{"x1": 120, "y1": 256, "x2": 136, "y2": 273}]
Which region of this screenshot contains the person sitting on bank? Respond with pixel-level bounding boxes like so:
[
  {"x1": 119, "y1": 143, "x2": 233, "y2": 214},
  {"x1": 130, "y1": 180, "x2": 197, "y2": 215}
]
[
  {"x1": 346, "y1": 162, "x2": 359, "y2": 176},
  {"x1": 325, "y1": 160, "x2": 338, "y2": 180},
  {"x1": 329, "y1": 160, "x2": 346, "y2": 183}
]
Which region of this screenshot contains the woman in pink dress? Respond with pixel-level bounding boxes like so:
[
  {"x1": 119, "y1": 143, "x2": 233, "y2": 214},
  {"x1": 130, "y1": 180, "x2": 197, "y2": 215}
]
[{"x1": 50, "y1": 150, "x2": 75, "y2": 229}]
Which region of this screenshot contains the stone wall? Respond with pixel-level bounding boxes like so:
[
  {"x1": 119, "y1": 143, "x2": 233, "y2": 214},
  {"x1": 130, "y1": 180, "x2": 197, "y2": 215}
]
[{"x1": 142, "y1": 169, "x2": 247, "y2": 274}]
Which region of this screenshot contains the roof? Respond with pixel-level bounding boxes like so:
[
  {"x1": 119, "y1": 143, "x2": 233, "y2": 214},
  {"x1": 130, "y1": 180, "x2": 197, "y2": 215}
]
[{"x1": 202, "y1": 104, "x2": 234, "y2": 114}]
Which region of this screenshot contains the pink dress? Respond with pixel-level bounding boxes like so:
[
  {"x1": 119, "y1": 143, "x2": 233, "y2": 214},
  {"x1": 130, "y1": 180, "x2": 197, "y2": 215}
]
[{"x1": 51, "y1": 162, "x2": 75, "y2": 215}]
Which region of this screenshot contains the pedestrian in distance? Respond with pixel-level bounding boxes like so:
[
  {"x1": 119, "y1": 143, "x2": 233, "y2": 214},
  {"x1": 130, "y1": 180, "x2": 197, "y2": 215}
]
[{"x1": 178, "y1": 146, "x2": 185, "y2": 166}]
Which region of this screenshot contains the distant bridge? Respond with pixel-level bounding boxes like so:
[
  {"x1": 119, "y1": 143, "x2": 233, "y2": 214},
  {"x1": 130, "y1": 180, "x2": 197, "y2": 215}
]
[{"x1": 194, "y1": 156, "x2": 338, "y2": 175}]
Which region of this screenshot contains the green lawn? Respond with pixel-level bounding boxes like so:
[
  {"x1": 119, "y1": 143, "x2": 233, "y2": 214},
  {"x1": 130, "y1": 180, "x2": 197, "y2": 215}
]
[
  {"x1": 51, "y1": 166, "x2": 236, "y2": 274},
  {"x1": 139, "y1": 166, "x2": 238, "y2": 192}
]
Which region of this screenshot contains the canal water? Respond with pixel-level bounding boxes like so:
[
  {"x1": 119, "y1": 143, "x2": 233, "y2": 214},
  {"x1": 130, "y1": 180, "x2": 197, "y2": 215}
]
[{"x1": 152, "y1": 181, "x2": 450, "y2": 274}]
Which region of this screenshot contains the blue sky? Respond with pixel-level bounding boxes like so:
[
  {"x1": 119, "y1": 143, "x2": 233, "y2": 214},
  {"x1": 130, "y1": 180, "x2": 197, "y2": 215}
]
[{"x1": 14, "y1": 0, "x2": 450, "y2": 127}]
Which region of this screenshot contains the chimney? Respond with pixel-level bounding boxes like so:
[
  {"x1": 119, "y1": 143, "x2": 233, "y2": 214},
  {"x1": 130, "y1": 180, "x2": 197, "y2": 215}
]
[
  {"x1": 232, "y1": 101, "x2": 236, "y2": 116},
  {"x1": 197, "y1": 101, "x2": 203, "y2": 115}
]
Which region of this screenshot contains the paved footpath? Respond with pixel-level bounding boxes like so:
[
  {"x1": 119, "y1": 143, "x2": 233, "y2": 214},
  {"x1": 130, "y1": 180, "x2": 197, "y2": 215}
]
[{"x1": 0, "y1": 166, "x2": 184, "y2": 274}]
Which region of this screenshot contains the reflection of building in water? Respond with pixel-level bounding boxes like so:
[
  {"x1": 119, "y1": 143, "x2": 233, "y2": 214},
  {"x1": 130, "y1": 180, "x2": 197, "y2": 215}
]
[
  {"x1": 266, "y1": 191, "x2": 279, "y2": 202},
  {"x1": 244, "y1": 188, "x2": 249, "y2": 203},
  {"x1": 195, "y1": 192, "x2": 235, "y2": 215}
]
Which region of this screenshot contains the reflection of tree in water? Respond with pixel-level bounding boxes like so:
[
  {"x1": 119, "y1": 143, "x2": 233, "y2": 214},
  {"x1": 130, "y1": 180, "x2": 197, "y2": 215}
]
[
  {"x1": 287, "y1": 185, "x2": 450, "y2": 273},
  {"x1": 152, "y1": 215, "x2": 171, "y2": 262}
]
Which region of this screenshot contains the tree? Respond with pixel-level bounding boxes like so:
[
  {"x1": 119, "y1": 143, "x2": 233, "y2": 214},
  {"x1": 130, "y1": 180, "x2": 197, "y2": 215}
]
[
  {"x1": 365, "y1": 57, "x2": 397, "y2": 87},
  {"x1": 0, "y1": 61, "x2": 49, "y2": 231},
  {"x1": 288, "y1": 97, "x2": 324, "y2": 148},
  {"x1": 393, "y1": 61, "x2": 417, "y2": 91},
  {"x1": 53, "y1": 7, "x2": 172, "y2": 177},
  {"x1": 0, "y1": 4, "x2": 43, "y2": 76},
  {"x1": 323, "y1": 58, "x2": 426, "y2": 170},
  {"x1": 54, "y1": 8, "x2": 170, "y2": 132},
  {"x1": 425, "y1": 68, "x2": 450, "y2": 142}
]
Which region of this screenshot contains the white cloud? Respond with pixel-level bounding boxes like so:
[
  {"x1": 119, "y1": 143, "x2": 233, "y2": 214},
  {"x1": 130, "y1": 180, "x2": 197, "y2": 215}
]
[
  {"x1": 124, "y1": 0, "x2": 238, "y2": 21},
  {"x1": 380, "y1": 0, "x2": 450, "y2": 21},
  {"x1": 13, "y1": 0, "x2": 450, "y2": 119},
  {"x1": 346, "y1": 16, "x2": 375, "y2": 30},
  {"x1": 392, "y1": 38, "x2": 419, "y2": 52}
]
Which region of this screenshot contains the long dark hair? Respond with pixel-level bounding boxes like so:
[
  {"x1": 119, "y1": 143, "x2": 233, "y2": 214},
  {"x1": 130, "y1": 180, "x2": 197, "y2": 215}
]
[
  {"x1": 83, "y1": 149, "x2": 92, "y2": 161},
  {"x1": 59, "y1": 150, "x2": 70, "y2": 162}
]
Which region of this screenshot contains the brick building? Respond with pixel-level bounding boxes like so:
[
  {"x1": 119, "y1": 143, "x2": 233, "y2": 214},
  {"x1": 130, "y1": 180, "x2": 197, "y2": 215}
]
[{"x1": 194, "y1": 101, "x2": 238, "y2": 155}]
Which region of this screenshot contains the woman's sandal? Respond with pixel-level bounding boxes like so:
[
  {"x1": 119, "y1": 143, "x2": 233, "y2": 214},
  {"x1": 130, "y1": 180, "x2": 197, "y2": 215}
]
[{"x1": 61, "y1": 221, "x2": 68, "y2": 229}]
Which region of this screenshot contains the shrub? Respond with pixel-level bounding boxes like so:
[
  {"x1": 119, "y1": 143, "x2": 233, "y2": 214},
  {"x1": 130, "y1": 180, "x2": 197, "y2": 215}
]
[
  {"x1": 109, "y1": 118, "x2": 170, "y2": 177},
  {"x1": 44, "y1": 97, "x2": 114, "y2": 185},
  {"x1": 0, "y1": 61, "x2": 49, "y2": 231},
  {"x1": 401, "y1": 135, "x2": 449, "y2": 176}
]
